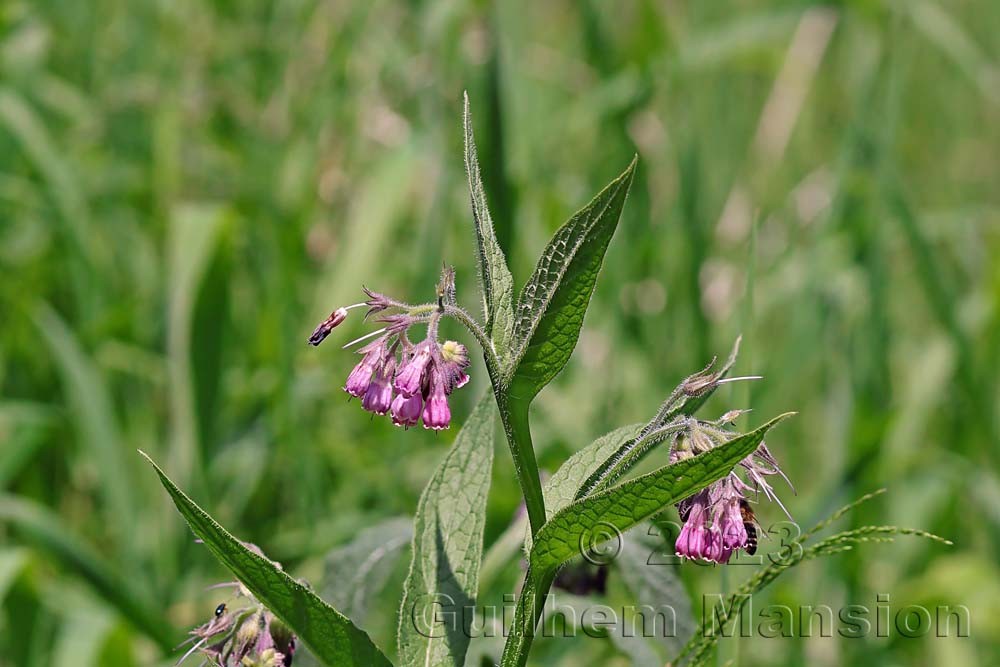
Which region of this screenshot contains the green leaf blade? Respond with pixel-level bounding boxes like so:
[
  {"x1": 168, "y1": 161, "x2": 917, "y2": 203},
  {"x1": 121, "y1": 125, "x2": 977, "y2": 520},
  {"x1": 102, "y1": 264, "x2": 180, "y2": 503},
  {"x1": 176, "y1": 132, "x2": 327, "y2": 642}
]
[
  {"x1": 141, "y1": 452, "x2": 392, "y2": 667},
  {"x1": 508, "y1": 158, "x2": 636, "y2": 402},
  {"x1": 397, "y1": 394, "x2": 496, "y2": 667},
  {"x1": 464, "y1": 92, "x2": 515, "y2": 357},
  {"x1": 543, "y1": 423, "x2": 643, "y2": 520},
  {"x1": 529, "y1": 413, "x2": 794, "y2": 571}
]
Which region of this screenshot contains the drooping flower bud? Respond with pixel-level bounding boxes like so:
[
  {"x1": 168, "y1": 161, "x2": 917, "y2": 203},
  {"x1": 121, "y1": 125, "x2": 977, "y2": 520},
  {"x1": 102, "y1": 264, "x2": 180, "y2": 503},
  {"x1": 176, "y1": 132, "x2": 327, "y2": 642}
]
[
  {"x1": 674, "y1": 491, "x2": 709, "y2": 559},
  {"x1": 719, "y1": 499, "x2": 748, "y2": 550},
  {"x1": 308, "y1": 308, "x2": 349, "y2": 346}
]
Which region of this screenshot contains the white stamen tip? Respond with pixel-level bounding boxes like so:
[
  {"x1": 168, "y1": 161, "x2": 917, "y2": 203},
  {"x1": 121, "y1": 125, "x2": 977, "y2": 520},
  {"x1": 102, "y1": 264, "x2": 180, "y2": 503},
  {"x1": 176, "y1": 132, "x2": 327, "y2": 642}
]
[
  {"x1": 717, "y1": 375, "x2": 763, "y2": 385},
  {"x1": 176, "y1": 637, "x2": 207, "y2": 666},
  {"x1": 342, "y1": 328, "x2": 387, "y2": 349}
]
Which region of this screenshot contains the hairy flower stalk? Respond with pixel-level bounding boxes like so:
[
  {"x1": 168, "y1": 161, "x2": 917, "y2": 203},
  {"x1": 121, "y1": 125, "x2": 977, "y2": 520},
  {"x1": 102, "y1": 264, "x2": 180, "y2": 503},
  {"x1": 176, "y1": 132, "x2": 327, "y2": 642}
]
[
  {"x1": 671, "y1": 414, "x2": 793, "y2": 563},
  {"x1": 308, "y1": 268, "x2": 473, "y2": 430}
]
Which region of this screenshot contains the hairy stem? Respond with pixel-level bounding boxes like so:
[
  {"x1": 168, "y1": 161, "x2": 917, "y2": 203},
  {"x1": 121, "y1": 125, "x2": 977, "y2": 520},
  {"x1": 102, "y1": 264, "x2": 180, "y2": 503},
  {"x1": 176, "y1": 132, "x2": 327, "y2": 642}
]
[
  {"x1": 499, "y1": 566, "x2": 556, "y2": 667},
  {"x1": 442, "y1": 296, "x2": 549, "y2": 664},
  {"x1": 494, "y1": 391, "x2": 546, "y2": 537}
]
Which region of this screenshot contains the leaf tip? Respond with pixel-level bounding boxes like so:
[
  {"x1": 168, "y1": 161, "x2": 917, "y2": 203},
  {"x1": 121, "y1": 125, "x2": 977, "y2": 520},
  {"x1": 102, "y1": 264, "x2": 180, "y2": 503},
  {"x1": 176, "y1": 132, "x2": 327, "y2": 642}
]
[{"x1": 624, "y1": 154, "x2": 638, "y2": 177}]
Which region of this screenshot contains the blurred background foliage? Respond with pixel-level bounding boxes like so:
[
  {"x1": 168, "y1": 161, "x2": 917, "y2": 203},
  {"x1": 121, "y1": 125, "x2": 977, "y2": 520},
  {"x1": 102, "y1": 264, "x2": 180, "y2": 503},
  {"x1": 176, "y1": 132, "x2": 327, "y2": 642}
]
[{"x1": 1, "y1": 0, "x2": 998, "y2": 665}]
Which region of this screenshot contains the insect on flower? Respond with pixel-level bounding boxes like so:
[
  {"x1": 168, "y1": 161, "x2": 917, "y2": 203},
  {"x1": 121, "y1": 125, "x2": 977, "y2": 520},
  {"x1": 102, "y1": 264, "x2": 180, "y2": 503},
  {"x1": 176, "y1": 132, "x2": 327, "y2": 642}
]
[
  {"x1": 176, "y1": 586, "x2": 296, "y2": 667},
  {"x1": 665, "y1": 352, "x2": 793, "y2": 564},
  {"x1": 739, "y1": 499, "x2": 759, "y2": 556}
]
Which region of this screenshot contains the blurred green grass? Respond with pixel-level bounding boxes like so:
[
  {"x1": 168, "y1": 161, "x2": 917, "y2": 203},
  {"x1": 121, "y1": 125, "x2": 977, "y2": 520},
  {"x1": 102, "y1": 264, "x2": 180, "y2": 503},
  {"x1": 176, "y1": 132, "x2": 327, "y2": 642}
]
[{"x1": 1, "y1": 0, "x2": 998, "y2": 665}]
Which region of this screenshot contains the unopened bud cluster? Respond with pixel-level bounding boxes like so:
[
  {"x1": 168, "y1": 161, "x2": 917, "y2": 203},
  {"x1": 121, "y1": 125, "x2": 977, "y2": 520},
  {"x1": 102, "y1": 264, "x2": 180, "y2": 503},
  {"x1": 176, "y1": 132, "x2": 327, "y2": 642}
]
[{"x1": 178, "y1": 549, "x2": 296, "y2": 666}]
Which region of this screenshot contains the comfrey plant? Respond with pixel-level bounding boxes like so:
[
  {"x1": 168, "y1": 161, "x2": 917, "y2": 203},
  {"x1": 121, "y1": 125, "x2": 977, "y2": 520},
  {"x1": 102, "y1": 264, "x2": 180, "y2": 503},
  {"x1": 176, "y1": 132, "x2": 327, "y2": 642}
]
[{"x1": 142, "y1": 95, "x2": 948, "y2": 667}]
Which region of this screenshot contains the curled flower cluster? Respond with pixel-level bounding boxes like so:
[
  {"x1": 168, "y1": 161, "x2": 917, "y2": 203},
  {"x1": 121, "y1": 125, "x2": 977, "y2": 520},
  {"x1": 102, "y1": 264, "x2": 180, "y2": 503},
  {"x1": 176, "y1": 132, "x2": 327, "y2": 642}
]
[
  {"x1": 309, "y1": 283, "x2": 472, "y2": 430},
  {"x1": 345, "y1": 334, "x2": 470, "y2": 430},
  {"x1": 178, "y1": 550, "x2": 295, "y2": 666},
  {"x1": 671, "y1": 420, "x2": 792, "y2": 564}
]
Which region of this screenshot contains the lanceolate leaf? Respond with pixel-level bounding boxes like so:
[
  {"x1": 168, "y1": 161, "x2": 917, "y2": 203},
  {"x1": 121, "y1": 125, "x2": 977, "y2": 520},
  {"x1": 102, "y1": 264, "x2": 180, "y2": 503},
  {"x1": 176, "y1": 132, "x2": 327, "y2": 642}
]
[
  {"x1": 522, "y1": 424, "x2": 641, "y2": 553},
  {"x1": 507, "y1": 158, "x2": 636, "y2": 402},
  {"x1": 464, "y1": 92, "x2": 514, "y2": 357},
  {"x1": 397, "y1": 395, "x2": 496, "y2": 667},
  {"x1": 141, "y1": 453, "x2": 392, "y2": 667},
  {"x1": 543, "y1": 424, "x2": 642, "y2": 520},
  {"x1": 528, "y1": 413, "x2": 793, "y2": 571}
]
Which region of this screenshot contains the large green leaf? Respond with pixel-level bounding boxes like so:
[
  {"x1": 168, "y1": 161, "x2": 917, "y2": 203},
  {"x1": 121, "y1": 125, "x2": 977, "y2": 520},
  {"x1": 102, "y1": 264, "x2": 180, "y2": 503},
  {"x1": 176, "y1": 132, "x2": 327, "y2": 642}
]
[
  {"x1": 397, "y1": 395, "x2": 496, "y2": 667},
  {"x1": 528, "y1": 413, "x2": 793, "y2": 571},
  {"x1": 542, "y1": 423, "x2": 643, "y2": 519},
  {"x1": 507, "y1": 158, "x2": 636, "y2": 402},
  {"x1": 522, "y1": 423, "x2": 641, "y2": 555},
  {"x1": 464, "y1": 92, "x2": 515, "y2": 357},
  {"x1": 141, "y1": 453, "x2": 392, "y2": 667}
]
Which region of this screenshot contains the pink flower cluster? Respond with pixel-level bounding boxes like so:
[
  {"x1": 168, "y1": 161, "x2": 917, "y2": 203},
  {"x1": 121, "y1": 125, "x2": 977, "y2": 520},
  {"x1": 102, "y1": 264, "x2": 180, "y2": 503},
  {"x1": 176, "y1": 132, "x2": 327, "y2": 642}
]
[
  {"x1": 344, "y1": 336, "x2": 470, "y2": 430},
  {"x1": 673, "y1": 440, "x2": 791, "y2": 564},
  {"x1": 675, "y1": 477, "x2": 751, "y2": 564}
]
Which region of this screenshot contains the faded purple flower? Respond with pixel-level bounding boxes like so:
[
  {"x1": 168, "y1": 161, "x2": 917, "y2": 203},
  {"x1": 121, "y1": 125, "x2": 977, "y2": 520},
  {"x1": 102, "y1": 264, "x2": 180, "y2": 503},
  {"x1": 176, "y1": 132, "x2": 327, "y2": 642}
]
[
  {"x1": 438, "y1": 340, "x2": 471, "y2": 394},
  {"x1": 673, "y1": 424, "x2": 789, "y2": 565},
  {"x1": 308, "y1": 307, "x2": 349, "y2": 346},
  {"x1": 178, "y1": 571, "x2": 295, "y2": 666},
  {"x1": 362, "y1": 286, "x2": 394, "y2": 318}
]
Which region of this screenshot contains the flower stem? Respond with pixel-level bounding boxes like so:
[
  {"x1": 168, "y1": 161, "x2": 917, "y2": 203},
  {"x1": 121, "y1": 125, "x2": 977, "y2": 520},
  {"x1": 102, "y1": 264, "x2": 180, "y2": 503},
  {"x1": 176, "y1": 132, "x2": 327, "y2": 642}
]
[
  {"x1": 496, "y1": 393, "x2": 547, "y2": 537},
  {"x1": 443, "y1": 305, "x2": 499, "y2": 371},
  {"x1": 442, "y1": 303, "x2": 549, "y2": 664},
  {"x1": 499, "y1": 566, "x2": 556, "y2": 666}
]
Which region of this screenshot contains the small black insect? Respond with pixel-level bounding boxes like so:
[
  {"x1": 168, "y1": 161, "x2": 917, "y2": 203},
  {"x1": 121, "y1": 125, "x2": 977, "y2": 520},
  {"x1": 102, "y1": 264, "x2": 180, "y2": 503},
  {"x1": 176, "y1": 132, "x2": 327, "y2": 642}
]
[
  {"x1": 739, "y1": 499, "x2": 758, "y2": 556},
  {"x1": 214, "y1": 602, "x2": 227, "y2": 618},
  {"x1": 677, "y1": 498, "x2": 692, "y2": 523}
]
